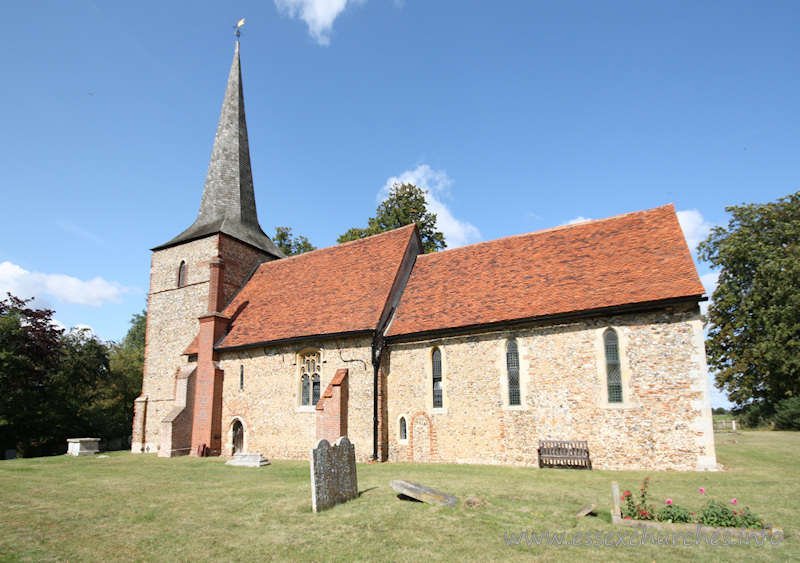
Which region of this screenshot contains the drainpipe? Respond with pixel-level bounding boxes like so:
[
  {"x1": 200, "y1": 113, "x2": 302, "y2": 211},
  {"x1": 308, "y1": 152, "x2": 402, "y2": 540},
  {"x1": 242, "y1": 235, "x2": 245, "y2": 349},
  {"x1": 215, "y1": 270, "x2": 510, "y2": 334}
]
[{"x1": 371, "y1": 331, "x2": 384, "y2": 461}]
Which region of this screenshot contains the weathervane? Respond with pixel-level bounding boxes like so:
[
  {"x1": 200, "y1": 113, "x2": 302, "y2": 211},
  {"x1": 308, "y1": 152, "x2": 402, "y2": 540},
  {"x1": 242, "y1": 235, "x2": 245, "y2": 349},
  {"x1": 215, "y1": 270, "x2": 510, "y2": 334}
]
[{"x1": 234, "y1": 18, "x2": 245, "y2": 39}]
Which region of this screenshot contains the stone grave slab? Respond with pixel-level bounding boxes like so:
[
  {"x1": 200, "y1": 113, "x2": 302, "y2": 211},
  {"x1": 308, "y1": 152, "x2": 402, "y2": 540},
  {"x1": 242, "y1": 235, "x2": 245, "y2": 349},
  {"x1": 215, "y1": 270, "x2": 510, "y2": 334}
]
[
  {"x1": 390, "y1": 480, "x2": 458, "y2": 507},
  {"x1": 67, "y1": 438, "x2": 100, "y2": 456},
  {"x1": 574, "y1": 503, "x2": 597, "y2": 518},
  {"x1": 310, "y1": 436, "x2": 357, "y2": 512},
  {"x1": 226, "y1": 453, "x2": 270, "y2": 467}
]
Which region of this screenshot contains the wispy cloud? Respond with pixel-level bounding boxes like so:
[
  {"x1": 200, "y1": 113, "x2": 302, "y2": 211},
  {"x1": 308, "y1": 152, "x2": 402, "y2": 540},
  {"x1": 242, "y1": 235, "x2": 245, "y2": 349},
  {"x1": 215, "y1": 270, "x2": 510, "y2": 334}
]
[
  {"x1": 676, "y1": 209, "x2": 714, "y2": 255},
  {"x1": 274, "y1": 0, "x2": 366, "y2": 46},
  {"x1": 381, "y1": 165, "x2": 481, "y2": 248},
  {"x1": 0, "y1": 261, "x2": 133, "y2": 306},
  {"x1": 56, "y1": 219, "x2": 115, "y2": 250}
]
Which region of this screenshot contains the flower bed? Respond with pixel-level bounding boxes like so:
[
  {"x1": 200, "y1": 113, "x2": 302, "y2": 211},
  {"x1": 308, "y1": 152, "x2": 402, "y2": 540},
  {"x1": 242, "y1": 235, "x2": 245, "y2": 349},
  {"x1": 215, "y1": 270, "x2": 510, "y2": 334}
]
[{"x1": 610, "y1": 480, "x2": 783, "y2": 542}]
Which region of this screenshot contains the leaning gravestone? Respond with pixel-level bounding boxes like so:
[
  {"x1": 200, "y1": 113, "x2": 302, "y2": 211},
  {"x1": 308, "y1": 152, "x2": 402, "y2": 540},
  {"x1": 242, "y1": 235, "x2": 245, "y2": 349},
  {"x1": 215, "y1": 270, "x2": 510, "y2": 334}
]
[
  {"x1": 310, "y1": 436, "x2": 357, "y2": 512},
  {"x1": 390, "y1": 480, "x2": 459, "y2": 507}
]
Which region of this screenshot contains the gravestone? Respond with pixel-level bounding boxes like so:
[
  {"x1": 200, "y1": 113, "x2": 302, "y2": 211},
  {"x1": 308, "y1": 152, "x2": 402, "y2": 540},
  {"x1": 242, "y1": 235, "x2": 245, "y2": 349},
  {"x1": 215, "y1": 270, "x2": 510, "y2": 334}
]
[
  {"x1": 4, "y1": 449, "x2": 17, "y2": 460},
  {"x1": 310, "y1": 436, "x2": 357, "y2": 512},
  {"x1": 67, "y1": 438, "x2": 100, "y2": 456},
  {"x1": 390, "y1": 480, "x2": 458, "y2": 507},
  {"x1": 226, "y1": 453, "x2": 270, "y2": 467}
]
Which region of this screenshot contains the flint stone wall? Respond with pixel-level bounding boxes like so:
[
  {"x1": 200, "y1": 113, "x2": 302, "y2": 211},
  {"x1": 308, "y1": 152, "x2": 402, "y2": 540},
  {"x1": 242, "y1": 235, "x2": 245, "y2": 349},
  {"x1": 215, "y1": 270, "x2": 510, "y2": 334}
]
[
  {"x1": 385, "y1": 306, "x2": 716, "y2": 471},
  {"x1": 310, "y1": 436, "x2": 357, "y2": 512},
  {"x1": 219, "y1": 336, "x2": 374, "y2": 461}
]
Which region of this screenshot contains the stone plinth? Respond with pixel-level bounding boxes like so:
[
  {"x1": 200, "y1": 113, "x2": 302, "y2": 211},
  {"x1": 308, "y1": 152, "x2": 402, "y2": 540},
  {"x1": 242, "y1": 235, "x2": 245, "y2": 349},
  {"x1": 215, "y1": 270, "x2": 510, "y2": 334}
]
[
  {"x1": 226, "y1": 453, "x2": 270, "y2": 467},
  {"x1": 67, "y1": 438, "x2": 100, "y2": 456},
  {"x1": 310, "y1": 436, "x2": 357, "y2": 512}
]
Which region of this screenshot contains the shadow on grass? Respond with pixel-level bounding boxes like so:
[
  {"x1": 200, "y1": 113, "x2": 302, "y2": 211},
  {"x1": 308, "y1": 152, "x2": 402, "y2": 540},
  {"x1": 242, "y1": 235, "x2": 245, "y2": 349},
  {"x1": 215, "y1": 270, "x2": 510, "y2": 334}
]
[{"x1": 357, "y1": 487, "x2": 378, "y2": 497}]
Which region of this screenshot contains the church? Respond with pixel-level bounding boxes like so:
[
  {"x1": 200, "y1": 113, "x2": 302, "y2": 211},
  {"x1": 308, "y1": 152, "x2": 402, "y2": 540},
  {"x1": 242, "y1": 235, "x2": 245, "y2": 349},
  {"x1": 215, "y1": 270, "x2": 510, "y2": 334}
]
[{"x1": 131, "y1": 43, "x2": 717, "y2": 471}]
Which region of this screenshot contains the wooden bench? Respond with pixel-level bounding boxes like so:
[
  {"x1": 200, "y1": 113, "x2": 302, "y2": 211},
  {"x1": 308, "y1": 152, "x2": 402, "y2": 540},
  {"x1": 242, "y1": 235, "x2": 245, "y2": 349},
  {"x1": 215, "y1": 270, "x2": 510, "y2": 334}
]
[{"x1": 538, "y1": 440, "x2": 592, "y2": 469}]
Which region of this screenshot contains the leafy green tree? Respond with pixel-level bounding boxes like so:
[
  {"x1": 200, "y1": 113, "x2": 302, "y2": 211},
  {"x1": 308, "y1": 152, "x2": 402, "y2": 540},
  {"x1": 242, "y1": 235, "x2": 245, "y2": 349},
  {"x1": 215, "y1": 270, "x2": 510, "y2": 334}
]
[
  {"x1": 337, "y1": 183, "x2": 446, "y2": 253},
  {"x1": 104, "y1": 309, "x2": 146, "y2": 438},
  {"x1": 273, "y1": 227, "x2": 317, "y2": 256},
  {"x1": 0, "y1": 294, "x2": 65, "y2": 454},
  {"x1": 698, "y1": 191, "x2": 800, "y2": 409},
  {"x1": 50, "y1": 329, "x2": 112, "y2": 441}
]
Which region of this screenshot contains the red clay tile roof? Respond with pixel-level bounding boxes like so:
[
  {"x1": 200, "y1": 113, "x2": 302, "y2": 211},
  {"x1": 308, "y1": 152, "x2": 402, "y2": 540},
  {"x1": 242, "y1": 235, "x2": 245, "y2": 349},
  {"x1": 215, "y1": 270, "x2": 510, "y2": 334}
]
[
  {"x1": 385, "y1": 205, "x2": 705, "y2": 338},
  {"x1": 215, "y1": 224, "x2": 418, "y2": 349}
]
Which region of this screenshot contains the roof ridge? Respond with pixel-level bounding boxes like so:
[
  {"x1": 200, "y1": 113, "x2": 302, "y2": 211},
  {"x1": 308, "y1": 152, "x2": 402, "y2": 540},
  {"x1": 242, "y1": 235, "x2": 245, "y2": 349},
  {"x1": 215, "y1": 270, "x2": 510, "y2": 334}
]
[
  {"x1": 416, "y1": 204, "x2": 675, "y2": 261},
  {"x1": 261, "y1": 223, "x2": 417, "y2": 266}
]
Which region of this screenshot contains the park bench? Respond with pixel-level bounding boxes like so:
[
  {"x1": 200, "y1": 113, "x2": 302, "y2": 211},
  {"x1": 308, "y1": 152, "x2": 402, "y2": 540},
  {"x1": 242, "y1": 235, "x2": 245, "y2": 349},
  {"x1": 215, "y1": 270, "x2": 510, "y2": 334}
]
[{"x1": 538, "y1": 440, "x2": 592, "y2": 469}]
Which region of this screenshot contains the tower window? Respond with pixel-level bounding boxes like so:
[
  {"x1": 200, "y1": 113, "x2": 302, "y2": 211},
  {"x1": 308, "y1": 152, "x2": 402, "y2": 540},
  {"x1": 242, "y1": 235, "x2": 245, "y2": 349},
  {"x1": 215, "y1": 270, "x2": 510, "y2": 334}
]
[
  {"x1": 178, "y1": 261, "x2": 187, "y2": 287},
  {"x1": 239, "y1": 365, "x2": 244, "y2": 390},
  {"x1": 399, "y1": 417, "x2": 407, "y2": 441}
]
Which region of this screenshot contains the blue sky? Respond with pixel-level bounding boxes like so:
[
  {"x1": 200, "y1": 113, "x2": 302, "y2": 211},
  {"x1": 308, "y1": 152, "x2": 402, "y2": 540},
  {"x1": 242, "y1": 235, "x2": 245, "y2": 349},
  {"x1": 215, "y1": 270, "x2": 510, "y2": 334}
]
[{"x1": 2, "y1": 1, "x2": 799, "y2": 407}]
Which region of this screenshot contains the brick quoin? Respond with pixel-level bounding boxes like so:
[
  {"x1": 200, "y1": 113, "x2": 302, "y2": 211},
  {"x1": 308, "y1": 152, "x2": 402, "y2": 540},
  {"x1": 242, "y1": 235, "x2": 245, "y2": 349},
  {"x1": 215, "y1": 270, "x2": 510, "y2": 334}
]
[{"x1": 316, "y1": 369, "x2": 349, "y2": 443}]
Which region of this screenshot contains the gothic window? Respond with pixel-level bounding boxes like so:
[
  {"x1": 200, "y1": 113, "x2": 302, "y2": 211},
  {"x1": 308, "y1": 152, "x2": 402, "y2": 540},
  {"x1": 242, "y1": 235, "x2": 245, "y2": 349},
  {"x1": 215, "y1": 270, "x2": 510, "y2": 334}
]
[
  {"x1": 432, "y1": 347, "x2": 443, "y2": 408},
  {"x1": 300, "y1": 351, "x2": 321, "y2": 407},
  {"x1": 239, "y1": 365, "x2": 244, "y2": 390},
  {"x1": 604, "y1": 329, "x2": 623, "y2": 403},
  {"x1": 178, "y1": 261, "x2": 187, "y2": 287},
  {"x1": 506, "y1": 339, "x2": 521, "y2": 406},
  {"x1": 399, "y1": 417, "x2": 407, "y2": 441}
]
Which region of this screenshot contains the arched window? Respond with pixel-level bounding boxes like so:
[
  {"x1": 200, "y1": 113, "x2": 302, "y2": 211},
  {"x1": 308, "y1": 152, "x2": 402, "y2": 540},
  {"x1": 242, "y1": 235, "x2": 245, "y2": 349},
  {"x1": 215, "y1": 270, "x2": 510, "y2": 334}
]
[
  {"x1": 177, "y1": 261, "x2": 187, "y2": 287},
  {"x1": 506, "y1": 339, "x2": 520, "y2": 406},
  {"x1": 239, "y1": 365, "x2": 244, "y2": 390},
  {"x1": 604, "y1": 329, "x2": 623, "y2": 403},
  {"x1": 399, "y1": 417, "x2": 407, "y2": 441},
  {"x1": 300, "y1": 350, "x2": 321, "y2": 407},
  {"x1": 432, "y1": 347, "x2": 443, "y2": 408}
]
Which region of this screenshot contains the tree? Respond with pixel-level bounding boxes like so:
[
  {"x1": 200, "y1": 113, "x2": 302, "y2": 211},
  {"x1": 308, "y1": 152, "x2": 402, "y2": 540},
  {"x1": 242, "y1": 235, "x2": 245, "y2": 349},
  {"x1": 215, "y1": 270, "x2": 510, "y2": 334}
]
[
  {"x1": 698, "y1": 191, "x2": 800, "y2": 409},
  {"x1": 50, "y1": 329, "x2": 112, "y2": 441},
  {"x1": 273, "y1": 227, "x2": 317, "y2": 256},
  {"x1": 0, "y1": 294, "x2": 65, "y2": 454},
  {"x1": 0, "y1": 295, "x2": 145, "y2": 456},
  {"x1": 105, "y1": 309, "x2": 146, "y2": 438},
  {"x1": 337, "y1": 183, "x2": 446, "y2": 253}
]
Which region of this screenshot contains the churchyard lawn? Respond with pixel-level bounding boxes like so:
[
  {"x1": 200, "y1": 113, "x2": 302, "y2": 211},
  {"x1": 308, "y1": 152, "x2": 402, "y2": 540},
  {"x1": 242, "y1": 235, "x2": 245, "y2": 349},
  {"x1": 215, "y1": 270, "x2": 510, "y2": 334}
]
[{"x1": 1, "y1": 431, "x2": 796, "y2": 561}]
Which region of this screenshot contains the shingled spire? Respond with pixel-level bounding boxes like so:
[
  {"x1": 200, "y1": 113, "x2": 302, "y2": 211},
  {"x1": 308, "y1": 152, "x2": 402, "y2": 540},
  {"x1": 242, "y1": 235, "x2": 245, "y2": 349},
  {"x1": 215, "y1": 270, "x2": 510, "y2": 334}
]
[{"x1": 154, "y1": 42, "x2": 283, "y2": 257}]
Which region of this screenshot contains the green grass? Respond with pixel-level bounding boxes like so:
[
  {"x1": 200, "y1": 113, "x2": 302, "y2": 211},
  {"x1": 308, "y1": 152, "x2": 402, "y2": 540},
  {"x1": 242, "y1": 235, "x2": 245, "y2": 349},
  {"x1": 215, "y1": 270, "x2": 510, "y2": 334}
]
[{"x1": 1, "y1": 432, "x2": 797, "y2": 561}]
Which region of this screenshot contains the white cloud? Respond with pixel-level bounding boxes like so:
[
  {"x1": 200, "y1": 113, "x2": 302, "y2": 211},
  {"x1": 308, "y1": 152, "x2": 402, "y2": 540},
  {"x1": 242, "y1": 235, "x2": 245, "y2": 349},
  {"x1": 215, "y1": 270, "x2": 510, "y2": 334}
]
[
  {"x1": 677, "y1": 209, "x2": 713, "y2": 254},
  {"x1": 562, "y1": 216, "x2": 592, "y2": 226},
  {"x1": 0, "y1": 261, "x2": 131, "y2": 307},
  {"x1": 274, "y1": 0, "x2": 366, "y2": 45},
  {"x1": 381, "y1": 165, "x2": 481, "y2": 248}
]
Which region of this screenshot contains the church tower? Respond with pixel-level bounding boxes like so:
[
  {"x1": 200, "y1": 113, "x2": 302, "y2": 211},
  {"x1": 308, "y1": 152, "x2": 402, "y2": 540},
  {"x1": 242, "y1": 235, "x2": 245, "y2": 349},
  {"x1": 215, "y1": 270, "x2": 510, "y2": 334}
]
[{"x1": 132, "y1": 42, "x2": 283, "y2": 456}]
